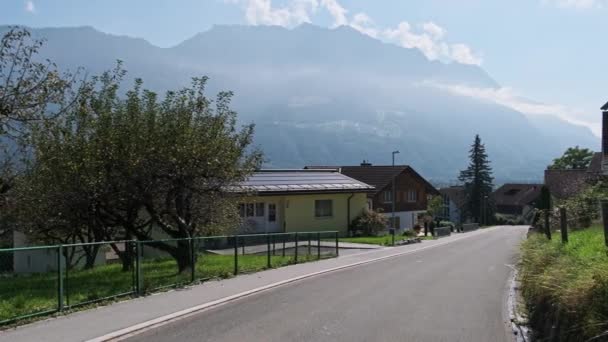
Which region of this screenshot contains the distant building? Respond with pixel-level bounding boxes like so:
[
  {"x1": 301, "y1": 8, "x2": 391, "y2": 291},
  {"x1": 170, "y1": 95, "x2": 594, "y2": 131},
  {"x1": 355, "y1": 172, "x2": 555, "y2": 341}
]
[
  {"x1": 492, "y1": 184, "x2": 542, "y2": 221},
  {"x1": 307, "y1": 162, "x2": 439, "y2": 231},
  {"x1": 439, "y1": 186, "x2": 466, "y2": 224},
  {"x1": 545, "y1": 101, "x2": 608, "y2": 200}
]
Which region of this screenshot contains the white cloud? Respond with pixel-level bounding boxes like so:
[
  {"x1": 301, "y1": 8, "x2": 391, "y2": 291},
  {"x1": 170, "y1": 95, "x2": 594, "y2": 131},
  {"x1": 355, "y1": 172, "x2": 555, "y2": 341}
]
[
  {"x1": 24, "y1": 1, "x2": 35, "y2": 13},
  {"x1": 383, "y1": 22, "x2": 482, "y2": 65},
  {"x1": 350, "y1": 12, "x2": 378, "y2": 38},
  {"x1": 241, "y1": 0, "x2": 317, "y2": 26},
  {"x1": 320, "y1": 0, "x2": 348, "y2": 27},
  {"x1": 228, "y1": 0, "x2": 482, "y2": 65},
  {"x1": 542, "y1": 0, "x2": 607, "y2": 8},
  {"x1": 422, "y1": 81, "x2": 600, "y2": 136}
]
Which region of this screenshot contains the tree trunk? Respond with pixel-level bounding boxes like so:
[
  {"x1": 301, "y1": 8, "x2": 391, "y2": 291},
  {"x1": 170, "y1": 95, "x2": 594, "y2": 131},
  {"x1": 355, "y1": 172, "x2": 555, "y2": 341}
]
[
  {"x1": 174, "y1": 239, "x2": 194, "y2": 274},
  {"x1": 110, "y1": 242, "x2": 133, "y2": 272},
  {"x1": 82, "y1": 244, "x2": 100, "y2": 269}
]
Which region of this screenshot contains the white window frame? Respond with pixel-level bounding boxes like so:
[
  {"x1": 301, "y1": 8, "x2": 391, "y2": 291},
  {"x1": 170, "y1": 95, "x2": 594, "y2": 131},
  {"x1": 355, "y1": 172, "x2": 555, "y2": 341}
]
[
  {"x1": 407, "y1": 190, "x2": 418, "y2": 203},
  {"x1": 382, "y1": 190, "x2": 393, "y2": 203}
]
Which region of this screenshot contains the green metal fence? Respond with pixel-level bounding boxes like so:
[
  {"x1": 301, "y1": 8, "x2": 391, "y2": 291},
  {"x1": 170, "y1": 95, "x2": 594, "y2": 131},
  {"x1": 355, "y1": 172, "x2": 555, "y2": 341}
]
[{"x1": 0, "y1": 231, "x2": 339, "y2": 326}]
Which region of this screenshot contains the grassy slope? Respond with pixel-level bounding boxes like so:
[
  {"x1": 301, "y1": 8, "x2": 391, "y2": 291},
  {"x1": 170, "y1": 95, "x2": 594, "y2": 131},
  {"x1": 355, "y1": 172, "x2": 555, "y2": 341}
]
[
  {"x1": 519, "y1": 226, "x2": 608, "y2": 341},
  {"x1": 0, "y1": 252, "x2": 325, "y2": 324}
]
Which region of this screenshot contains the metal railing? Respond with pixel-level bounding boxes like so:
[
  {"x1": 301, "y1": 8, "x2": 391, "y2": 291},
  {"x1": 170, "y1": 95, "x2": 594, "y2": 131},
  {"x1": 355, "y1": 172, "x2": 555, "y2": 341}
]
[{"x1": 0, "y1": 231, "x2": 339, "y2": 326}]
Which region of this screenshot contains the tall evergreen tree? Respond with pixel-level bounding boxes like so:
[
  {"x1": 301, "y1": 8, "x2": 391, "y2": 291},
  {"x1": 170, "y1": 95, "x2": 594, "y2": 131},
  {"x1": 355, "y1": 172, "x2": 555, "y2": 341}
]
[{"x1": 459, "y1": 135, "x2": 495, "y2": 224}]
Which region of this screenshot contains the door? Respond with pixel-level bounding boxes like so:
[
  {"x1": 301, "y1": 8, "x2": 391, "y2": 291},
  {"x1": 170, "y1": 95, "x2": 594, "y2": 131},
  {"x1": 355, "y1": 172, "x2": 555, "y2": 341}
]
[{"x1": 266, "y1": 203, "x2": 281, "y2": 233}]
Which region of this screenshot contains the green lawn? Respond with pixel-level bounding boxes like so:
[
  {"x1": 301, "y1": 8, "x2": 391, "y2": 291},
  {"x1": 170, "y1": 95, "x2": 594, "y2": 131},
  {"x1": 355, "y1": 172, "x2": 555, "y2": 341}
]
[
  {"x1": 0, "y1": 251, "x2": 329, "y2": 325},
  {"x1": 519, "y1": 225, "x2": 608, "y2": 341}
]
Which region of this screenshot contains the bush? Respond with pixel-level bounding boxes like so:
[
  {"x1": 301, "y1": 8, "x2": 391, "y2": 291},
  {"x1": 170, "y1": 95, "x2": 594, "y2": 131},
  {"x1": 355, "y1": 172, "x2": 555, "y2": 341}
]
[
  {"x1": 402, "y1": 230, "x2": 417, "y2": 238},
  {"x1": 439, "y1": 220, "x2": 454, "y2": 228},
  {"x1": 351, "y1": 210, "x2": 388, "y2": 236}
]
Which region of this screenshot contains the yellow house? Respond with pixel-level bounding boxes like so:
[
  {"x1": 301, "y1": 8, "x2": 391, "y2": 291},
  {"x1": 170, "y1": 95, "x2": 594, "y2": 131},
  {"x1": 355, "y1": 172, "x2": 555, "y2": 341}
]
[{"x1": 238, "y1": 170, "x2": 375, "y2": 236}]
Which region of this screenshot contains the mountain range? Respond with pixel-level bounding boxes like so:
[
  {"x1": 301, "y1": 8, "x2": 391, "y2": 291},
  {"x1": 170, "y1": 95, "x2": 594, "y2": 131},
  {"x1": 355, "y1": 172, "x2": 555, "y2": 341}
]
[{"x1": 2, "y1": 24, "x2": 599, "y2": 183}]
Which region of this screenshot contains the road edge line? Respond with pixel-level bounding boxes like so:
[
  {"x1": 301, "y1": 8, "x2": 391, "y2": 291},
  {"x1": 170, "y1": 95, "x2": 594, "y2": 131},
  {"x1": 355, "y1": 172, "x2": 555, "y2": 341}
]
[{"x1": 88, "y1": 228, "x2": 495, "y2": 342}]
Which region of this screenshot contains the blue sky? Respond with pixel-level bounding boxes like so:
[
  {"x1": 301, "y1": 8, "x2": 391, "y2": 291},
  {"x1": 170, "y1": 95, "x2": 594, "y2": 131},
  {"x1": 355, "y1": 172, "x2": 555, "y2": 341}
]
[{"x1": 1, "y1": 0, "x2": 606, "y2": 135}]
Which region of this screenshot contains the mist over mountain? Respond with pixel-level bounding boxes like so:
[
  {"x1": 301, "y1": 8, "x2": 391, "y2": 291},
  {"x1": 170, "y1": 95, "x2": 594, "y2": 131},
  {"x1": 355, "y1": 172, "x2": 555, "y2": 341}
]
[{"x1": 3, "y1": 24, "x2": 598, "y2": 183}]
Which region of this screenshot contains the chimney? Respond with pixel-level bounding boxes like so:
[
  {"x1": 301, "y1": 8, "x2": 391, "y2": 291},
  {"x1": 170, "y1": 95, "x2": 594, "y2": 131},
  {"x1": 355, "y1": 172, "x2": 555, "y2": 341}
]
[
  {"x1": 602, "y1": 101, "x2": 608, "y2": 174},
  {"x1": 361, "y1": 160, "x2": 372, "y2": 167}
]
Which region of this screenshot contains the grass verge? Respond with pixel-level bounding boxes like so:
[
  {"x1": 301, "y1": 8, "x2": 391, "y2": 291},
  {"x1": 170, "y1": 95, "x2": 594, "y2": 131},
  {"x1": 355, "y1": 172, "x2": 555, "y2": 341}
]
[
  {"x1": 0, "y1": 252, "x2": 331, "y2": 326},
  {"x1": 519, "y1": 225, "x2": 608, "y2": 341}
]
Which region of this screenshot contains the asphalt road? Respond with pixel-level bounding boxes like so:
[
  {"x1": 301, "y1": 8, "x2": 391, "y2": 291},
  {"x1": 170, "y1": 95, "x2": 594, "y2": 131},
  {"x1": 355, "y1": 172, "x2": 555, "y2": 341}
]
[{"x1": 126, "y1": 227, "x2": 526, "y2": 342}]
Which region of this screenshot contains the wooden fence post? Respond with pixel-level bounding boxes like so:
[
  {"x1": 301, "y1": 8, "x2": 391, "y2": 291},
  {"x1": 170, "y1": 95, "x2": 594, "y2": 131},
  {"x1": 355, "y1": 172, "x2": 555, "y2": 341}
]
[
  {"x1": 601, "y1": 200, "x2": 608, "y2": 248},
  {"x1": 560, "y1": 207, "x2": 568, "y2": 244},
  {"x1": 544, "y1": 210, "x2": 552, "y2": 240}
]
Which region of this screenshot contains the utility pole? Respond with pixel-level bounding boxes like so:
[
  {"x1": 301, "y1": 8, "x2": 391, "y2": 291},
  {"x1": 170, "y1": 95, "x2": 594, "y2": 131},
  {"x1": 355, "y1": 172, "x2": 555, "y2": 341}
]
[{"x1": 392, "y1": 150, "x2": 400, "y2": 231}]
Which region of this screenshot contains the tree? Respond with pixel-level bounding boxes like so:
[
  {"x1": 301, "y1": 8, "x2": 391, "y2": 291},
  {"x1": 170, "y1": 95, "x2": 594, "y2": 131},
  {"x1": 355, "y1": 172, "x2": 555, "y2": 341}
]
[
  {"x1": 0, "y1": 27, "x2": 81, "y2": 228},
  {"x1": 548, "y1": 146, "x2": 594, "y2": 170},
  {"x1": 458, "y1": 135, "x2": 495, "y2": 224},
  {"x1": 12, "y1": 66, "x2": 263, "y2": 272},
  {"x1": 427, "y1": 195, "x2": 444, "y2": 220}
]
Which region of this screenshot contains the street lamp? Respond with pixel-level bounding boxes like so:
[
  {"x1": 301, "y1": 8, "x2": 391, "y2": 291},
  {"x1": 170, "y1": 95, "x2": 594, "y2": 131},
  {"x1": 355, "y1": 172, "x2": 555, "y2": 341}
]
[
  {"x1": 391, "y1": 151, "x2": 400, "y2": 230},
  {"x1": 481, "y1": 195, "x2": 488, "y2": 226}
]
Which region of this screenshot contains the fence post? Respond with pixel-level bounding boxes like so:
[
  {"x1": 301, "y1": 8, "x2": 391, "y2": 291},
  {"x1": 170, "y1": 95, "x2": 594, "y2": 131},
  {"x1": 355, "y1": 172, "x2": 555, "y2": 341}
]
[
  {"x1": 190, "y1": 238, "x2": 195, "y2": 282},
  {"x1": 57, "y1": 245, "x2": 64, "y2": 312},
  {"x1": 282, "y1": 235, "x2": 286, "y2": 257},
  {"x1": 335, "y1": 231, "x2": 339, "y2": 257},
  {"x1": 135, "y1": 241, "x2": 142, "y2": 296},
  {"x1": 560, "y1": 207, "x2": 568, "y2": 244},
  {"x1": 294, "y1": 233, "x2": 299, "y2": 264},
  {"x1": 544, "y1": 210, "x2": 552, "y2": 240},
  {"x1": 266, "y1": 234, "x2": 271, "y2": 268},
  {"x1": 234, "y1": 236, "x2": 239, "y2": 275},
  {"x1": 601, "y1": 200, "x2": 608, "y2": 248},
  {"x1": 241, "y1": 236, "x2": 245, "y2": 256},
  {"x1": 308, "y1": 233, "x2": 312, "y2": 256},
  {"x1": 272, "y1": 235, "x2": 276, "y2": 256},
  {"x1": 317, "y1": 232, "x2": 321, "y2": 259}
]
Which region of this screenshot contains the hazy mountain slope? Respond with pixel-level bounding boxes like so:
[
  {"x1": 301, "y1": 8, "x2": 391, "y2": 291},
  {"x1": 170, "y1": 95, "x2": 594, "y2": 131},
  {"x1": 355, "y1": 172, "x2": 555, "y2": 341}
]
[{"x1": 2, "y1": 24, "x2": 598, "y2": 182}]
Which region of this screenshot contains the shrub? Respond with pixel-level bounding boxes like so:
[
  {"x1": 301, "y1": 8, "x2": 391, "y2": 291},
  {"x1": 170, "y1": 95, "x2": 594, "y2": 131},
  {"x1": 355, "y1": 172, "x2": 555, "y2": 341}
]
[
  {"x1": 402, "y1": 230, "x2": 417, "y2": 238},
  {"x1": 351, "y1": 210, "x2": 388, "y2": 236},
  {"x1": 439, "y1": 220, "x2": 454, "y2": 228}
]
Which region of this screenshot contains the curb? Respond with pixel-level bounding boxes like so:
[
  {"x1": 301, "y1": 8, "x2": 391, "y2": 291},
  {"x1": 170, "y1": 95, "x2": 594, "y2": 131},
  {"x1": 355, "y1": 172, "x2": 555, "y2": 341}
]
[{"x1": 87, "y1": 229, "x2": 490, "y2": 341}]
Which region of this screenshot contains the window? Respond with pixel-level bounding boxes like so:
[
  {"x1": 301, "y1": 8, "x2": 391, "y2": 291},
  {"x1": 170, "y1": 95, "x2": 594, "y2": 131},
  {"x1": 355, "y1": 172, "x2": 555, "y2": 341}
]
[
  {"x1": 246, "y1": 203, "x2": 254, "y2": 217},
  {"x1": 239, "y1": 203, "x2": 246, "y2": 218},
  {"x1": 382, "y1": 190, "x2": 393, "y2": 203},
  {"x1": 268, "y1": 204, "x2": 277, "y2": 222},
  {"x1": 315, "y1": 200, "x2": 333, "y2": 218},
  {"x1": 255, "y1": 203, "x2": 265, "y2": 217},
  {"x1": 407, "y1": 190, "x2": 418, "y2": 202}
]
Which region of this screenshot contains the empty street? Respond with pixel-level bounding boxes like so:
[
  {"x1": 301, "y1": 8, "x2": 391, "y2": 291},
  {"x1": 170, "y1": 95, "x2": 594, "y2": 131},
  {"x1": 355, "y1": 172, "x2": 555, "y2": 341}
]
[{"x1": 125, "y1": 227, "x2": 527, "y2": 342}]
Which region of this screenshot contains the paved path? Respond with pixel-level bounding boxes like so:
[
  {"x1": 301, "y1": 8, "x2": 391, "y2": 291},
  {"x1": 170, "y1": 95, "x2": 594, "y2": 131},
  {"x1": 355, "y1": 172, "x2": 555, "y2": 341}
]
[
  {"x1": 209, "y1": 241, "x2": 383, "y2": 255},
  {"x1": 0, "y1": 226, "x2": 526, "y2": 342},
  {"x1": 127, "y1": 226, "x2": 526, "y2": 342}
]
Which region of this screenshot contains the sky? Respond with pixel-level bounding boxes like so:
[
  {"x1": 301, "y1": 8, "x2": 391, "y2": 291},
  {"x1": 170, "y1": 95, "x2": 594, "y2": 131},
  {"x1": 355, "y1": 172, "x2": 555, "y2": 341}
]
[{"x1": 1, "y1": 0, "x2": 607, "y2": 136}]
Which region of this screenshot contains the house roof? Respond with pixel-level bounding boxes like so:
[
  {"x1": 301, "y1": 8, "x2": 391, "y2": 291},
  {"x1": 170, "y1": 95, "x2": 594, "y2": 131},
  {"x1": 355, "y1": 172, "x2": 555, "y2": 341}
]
[
  {"x1": 238, "y1": 170, "x2": 375, "y2": 195},
  {"x1": 439, "y1": 186, "x2": 466, "y2": 208},
  {"x1": 544, "y1": 169, "x2": 598, "y2": 200},
  {"x1": 315, "y1": 165, "x2": 440, "y2": 196},
  {"x1": 602, "y1": 101, "x2": 608, "y2": 111},
  {"x1": 492, "y1": 183, "x2": 543, "y2": 207}
]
